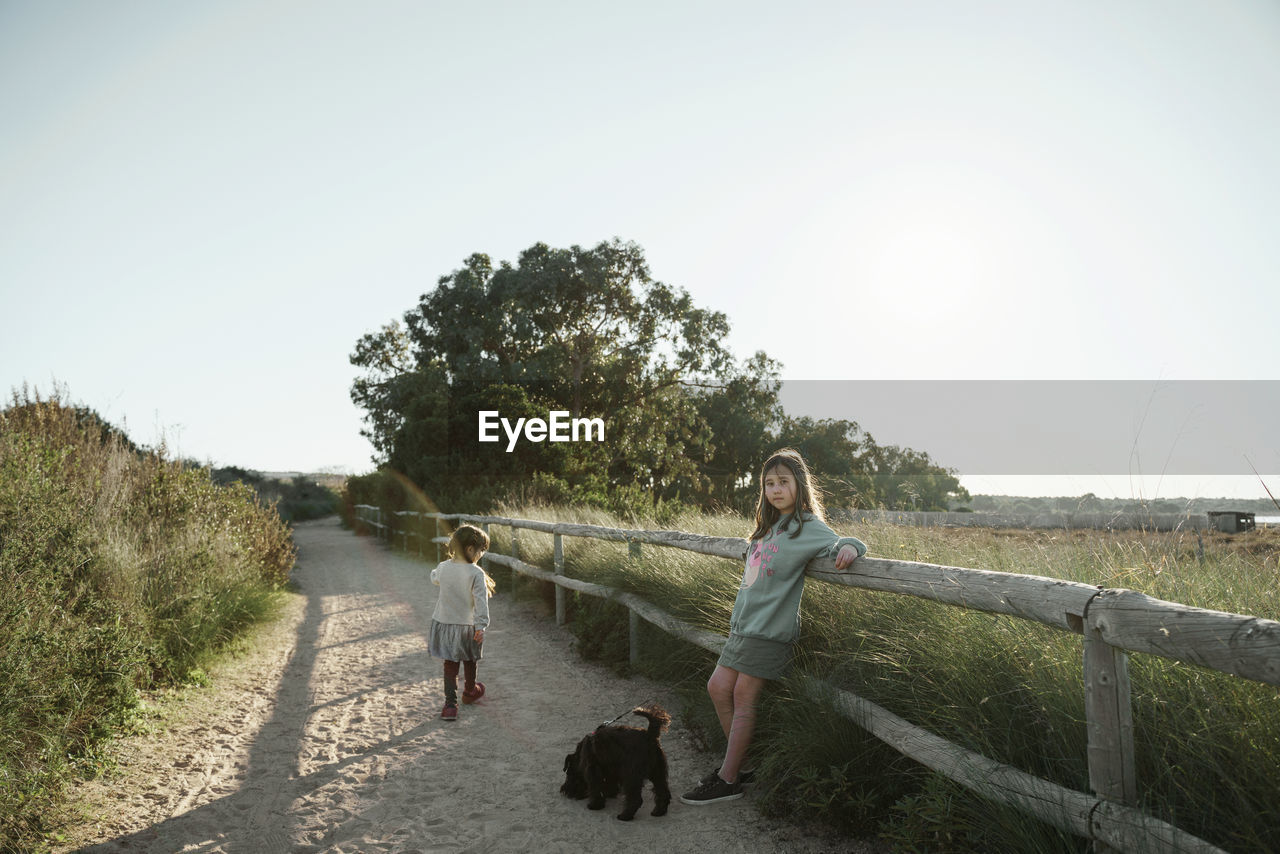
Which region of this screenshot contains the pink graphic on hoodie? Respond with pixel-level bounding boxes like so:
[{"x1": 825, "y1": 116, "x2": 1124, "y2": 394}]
[{"x1": 741, "y1": 539, "x2": 779, "y2": 589}]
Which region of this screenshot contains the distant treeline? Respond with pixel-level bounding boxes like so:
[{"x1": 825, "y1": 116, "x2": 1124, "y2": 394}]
[
  {"x1": 349, "y1": 239, "x2": 966, "y2": 518},
  {"x1": 211, "y1": 467, "x2": 341, "y2": 522},
  {"x1": 969, "y1": 493, "x2": 1280, "y2": 515}
]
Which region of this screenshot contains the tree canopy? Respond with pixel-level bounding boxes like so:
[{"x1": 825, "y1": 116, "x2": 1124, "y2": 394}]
[{"x1": 350, "y1": 239, "x2": 967, "y2": 515}]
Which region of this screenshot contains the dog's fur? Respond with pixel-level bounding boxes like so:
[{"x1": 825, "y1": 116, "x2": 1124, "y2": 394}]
[{"x1": 560, "y1": 705, "x2": 672, "y2": 821}]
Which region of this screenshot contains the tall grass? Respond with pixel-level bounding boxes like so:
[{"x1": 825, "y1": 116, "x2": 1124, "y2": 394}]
[
  {"x1": 471, "y1": 502, "x2": 1280, "y2": 852},
  {"x1": 0, "y1": 390, "x2": 295, "y2": 852}
]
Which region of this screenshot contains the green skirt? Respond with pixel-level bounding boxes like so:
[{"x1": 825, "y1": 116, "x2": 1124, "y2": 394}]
[{"x1": 717, "y1": 632, "x2": 792, "y2": 680}]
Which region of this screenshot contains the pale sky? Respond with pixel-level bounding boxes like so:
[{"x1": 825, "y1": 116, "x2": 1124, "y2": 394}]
[{"x1": 3, "y1": 1, "x2": 1278, "y2": 500}]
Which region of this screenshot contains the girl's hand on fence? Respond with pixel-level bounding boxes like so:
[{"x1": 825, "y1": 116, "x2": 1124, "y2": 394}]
[
  {"x1": 834, "y1": 544, "x2": 860, "y2": 570},
  {"x1": 474, "y1": 628, "x2": 485, "y2": 644}
]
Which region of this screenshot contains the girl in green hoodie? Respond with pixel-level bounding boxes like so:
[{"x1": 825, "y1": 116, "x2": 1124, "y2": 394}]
[{"x1": 680, "y1": 448, "x2": 867, "y2": 806}]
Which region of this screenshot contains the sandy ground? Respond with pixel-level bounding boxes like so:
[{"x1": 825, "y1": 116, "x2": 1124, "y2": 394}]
[{"x1": 58, "y1": 517, "x2": 874, "y2": 854}]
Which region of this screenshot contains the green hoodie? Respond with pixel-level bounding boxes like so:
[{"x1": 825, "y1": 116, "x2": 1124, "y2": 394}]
[{"x1": 729, "y1": 512, "x2": 867, "y2": 644}]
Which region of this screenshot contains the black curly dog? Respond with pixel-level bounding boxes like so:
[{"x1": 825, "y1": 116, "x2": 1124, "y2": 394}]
[{"x1": 560, "y1": 705, "x2": 672, "y2": 821}]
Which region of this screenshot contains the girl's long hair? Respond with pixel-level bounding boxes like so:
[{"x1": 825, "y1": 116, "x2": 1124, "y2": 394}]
[
  {"x1": 749, "y1": 448, "x2": 827, "y2": 541},
  {"x1": 447, "y1": 524, "x2": 497, "y2": 595}
]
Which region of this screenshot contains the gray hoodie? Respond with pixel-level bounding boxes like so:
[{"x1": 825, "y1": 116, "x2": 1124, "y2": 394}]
[{"x1": 729, "y1": 513, "x2": 866, "y2": 643}]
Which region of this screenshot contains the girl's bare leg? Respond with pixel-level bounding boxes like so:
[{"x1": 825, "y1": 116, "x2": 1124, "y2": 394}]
[
  {"x1": 706, "y1": 665, "x2": 739, "y2": 739},
  {"x1": 719, "y1": 671, "x2": 766, "y2": 784},
  {"x1": 706, "y1": 665, "x2": 766, "y2": 784}
]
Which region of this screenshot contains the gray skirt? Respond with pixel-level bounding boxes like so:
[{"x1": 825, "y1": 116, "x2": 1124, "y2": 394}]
[
  {"x1": 428, "y1": 620, "x2": 483, "y2": 662},
  {"x1": 717, "y1": 632, "x2": 792, "y2": 680}
]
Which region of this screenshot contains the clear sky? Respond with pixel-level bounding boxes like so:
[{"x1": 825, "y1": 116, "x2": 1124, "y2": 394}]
[{"x1": 3, "y1": 1, "x2": 1278, "y2": 500}]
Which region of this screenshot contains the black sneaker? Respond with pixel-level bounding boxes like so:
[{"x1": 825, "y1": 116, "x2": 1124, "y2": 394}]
[
  {"x1": 680, "y1": 774, "x2": 744, "y2": 805},
  {"x1": 699, "y1": 767, "x2": 755, "y2": 786}
]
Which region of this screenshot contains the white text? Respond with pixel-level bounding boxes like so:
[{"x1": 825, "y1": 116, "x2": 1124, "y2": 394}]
[{"x1": 477, "y1": 410, "x2": 606, "y2": 452}]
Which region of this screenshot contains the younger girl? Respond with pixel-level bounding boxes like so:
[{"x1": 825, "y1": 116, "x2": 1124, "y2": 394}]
[
  {"x1": 429, "y1": 524, "x2": 496, "y2": 721},
  {"x1": 680, "y1": 448, "x2": 867, "y2": 805}
]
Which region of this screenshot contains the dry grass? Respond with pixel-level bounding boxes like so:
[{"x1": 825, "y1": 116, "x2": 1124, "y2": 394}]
[{"x1": 470, "y1": 501, "x2": 1280, "y2": 852}]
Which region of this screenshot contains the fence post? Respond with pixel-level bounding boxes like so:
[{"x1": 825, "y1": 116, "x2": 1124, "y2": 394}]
[
  {"x1": 627, "y1": 539, "x2": 643, "y2": 665},
  {"x1": 1084, "y1": 600, "x2": 1137, "y2": 853},
  {"x1": 436, "y1": 515, "x2": 444, "y2": 564},
  {"x1": 629, "y1": 610, "x2": 641, "y2": 667},
  {"x1": 554, "y1": 533, "x2": 566, "y2": 626}
]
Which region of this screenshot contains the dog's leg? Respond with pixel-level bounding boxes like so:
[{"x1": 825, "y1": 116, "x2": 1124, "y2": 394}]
[
  {"x1": 585, "y1": 762, "x2": 607, "y2": 810},
  {"x1": 617, "y1": 777, "x2": 643, "y2": 821},
  {"x1": 650, "y1": 748, "x2": 671, "y2": 817},
  {"x1": 602, "y1": 769, "x2": 619, "y2": 798}
]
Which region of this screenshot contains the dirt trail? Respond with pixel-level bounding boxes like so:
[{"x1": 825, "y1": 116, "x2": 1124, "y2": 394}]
[{"x1": 62, "y1": 517, "x2": 863, "y2": 853}]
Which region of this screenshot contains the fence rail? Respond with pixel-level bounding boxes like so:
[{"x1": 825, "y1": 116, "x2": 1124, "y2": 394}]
[{"x1": 350, "y1": 504, "x2": 1279, "y2": 853}]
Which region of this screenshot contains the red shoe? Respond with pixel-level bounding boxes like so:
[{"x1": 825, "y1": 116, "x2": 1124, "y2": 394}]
[
  {"x1": 442, "y1": 703, "x2": 458, "y2": 721},
  {"x1": 462, "y1": 682, "x2": 486, "y2": 705}
]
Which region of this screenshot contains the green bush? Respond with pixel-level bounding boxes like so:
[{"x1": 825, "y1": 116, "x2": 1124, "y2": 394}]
[{"x1": 0, "y1": 389, "x2": 294, "y2": 850}]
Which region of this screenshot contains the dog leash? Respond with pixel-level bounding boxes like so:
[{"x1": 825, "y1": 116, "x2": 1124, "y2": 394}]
[{"x1": 599, "y1": 699, "x2": 657, "y2": 728}]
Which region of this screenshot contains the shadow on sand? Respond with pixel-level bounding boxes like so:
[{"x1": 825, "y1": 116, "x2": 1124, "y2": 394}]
[{"x1": 77, "y1": 523, "x2": 447, "y2": 854}]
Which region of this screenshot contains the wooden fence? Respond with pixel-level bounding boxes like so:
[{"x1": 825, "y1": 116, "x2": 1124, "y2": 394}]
[{"x1": 351, "y1": 505, "x2": 1280, "y2": 853}]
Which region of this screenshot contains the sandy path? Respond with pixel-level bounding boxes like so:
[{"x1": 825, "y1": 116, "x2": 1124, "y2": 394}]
[{"x1": 62, "y1": 517, "x2": 863, "y2": 853}]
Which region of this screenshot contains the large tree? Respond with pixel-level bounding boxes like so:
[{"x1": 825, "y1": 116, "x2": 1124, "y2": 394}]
[
  {"x1": 351, "y1": 238, "x2": 971, "y2": 515},
  {"x1": 351, "y1": 239, "x2": 734, "y2": 511}
]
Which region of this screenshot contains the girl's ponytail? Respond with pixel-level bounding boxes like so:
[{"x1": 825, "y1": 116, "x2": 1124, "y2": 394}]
[
  {"x1": 448, "y1": 523, "x2": 496, "y2": 595},
  {"x1": 447, "y1": 523, "x2": 491, "y2": 562}
]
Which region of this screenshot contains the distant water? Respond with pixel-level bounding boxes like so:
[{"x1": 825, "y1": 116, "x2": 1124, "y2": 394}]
[{"x1": 1257, "y1": 515, "x2": 1280, "y2": 526}]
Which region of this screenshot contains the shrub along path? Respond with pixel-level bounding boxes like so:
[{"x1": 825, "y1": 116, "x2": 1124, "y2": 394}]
[{"x1": 60, "y1": 516, "x2": 870, "y2": 853}]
